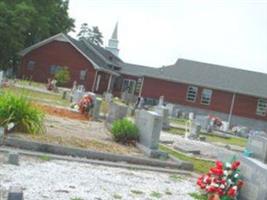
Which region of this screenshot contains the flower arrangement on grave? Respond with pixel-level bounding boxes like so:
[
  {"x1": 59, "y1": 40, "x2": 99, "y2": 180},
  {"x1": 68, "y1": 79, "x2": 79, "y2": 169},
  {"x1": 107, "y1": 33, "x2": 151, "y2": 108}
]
[
  {"x1": 78, "y1": 95, "x2": 94, "y2": 114},
  {"x1": 197, "y1": 158, "x2": 244, "y2": 200}
]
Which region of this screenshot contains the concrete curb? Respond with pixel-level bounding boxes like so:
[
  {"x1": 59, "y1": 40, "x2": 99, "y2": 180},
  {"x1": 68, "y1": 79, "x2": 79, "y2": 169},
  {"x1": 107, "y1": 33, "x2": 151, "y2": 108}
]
[
  {"x1": 0, "y1": 146, "x2": 192, "y2": 175},
  {"x1": 3, "y1": 137, "x2": 193, "y2": 171}
]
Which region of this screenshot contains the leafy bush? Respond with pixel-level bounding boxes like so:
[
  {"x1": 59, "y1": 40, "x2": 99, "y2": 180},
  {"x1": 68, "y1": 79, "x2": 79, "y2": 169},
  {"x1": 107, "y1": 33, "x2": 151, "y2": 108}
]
[
  {"x1": 54, "y1": 66, "x2": 70, "y2": 86},
  {"x1": 111, "y1": 118, "x2": 139, "y2": 144},
  {"x1": 0, "y1": 92, "x2": 45, "y2": 134}
]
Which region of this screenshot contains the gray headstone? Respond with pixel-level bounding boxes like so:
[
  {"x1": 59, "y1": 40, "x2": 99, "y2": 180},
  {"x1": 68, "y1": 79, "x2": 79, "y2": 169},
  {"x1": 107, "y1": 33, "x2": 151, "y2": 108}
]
[
  {"x1": 158, "y1": 96, "x2": 164, "y2": 106},
  {"x1": 135, "y1": 110, "x2": 162, "y2": 149},
  {"x1": 246, "y1": 134, "x2": 267, "y2": 163},
  {"x1": 104, "y1": 92, "x2": 113, "y2": 103},
  {"x1": 239, "y1": 156, "x2": 267, "y2": 200},
  {"x1": 106, "y1": 103, "x2": 128, "y2": 123},
  {"x1": 0, "y1": 71, "x2": 3, "y2": 86},
  {"x1": 0, "y1": 127, "x2": 4, "y2": 144},
  {"x1": 194, "y1": 115, "x2": 210, "y2": 130},
  {"x1": 154, "y1": 106, "x2": 170, "y2": 129},
  {"x1": 8, "y1": 152, "x2": 19, "y2": 165},
  {"x1": 91, "y1": 97, "x2": 102, "y2": 120},
  {"x1": 7, "y1": 186, "x2": 23, "y2": 200},
  {"x1": 72, "y1": 90, "x2": 85, "y2": 104},
  {"x1": 166, "y1": 103, "x2": 175, "y2": 116},
  {"x1": 189, "y1": 122, "x2": 201, "y2": 139}
]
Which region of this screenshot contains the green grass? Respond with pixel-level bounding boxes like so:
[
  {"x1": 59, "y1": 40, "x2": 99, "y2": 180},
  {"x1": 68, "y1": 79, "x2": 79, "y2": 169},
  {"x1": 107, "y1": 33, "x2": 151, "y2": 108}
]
[
  {"x1": 188, "y1": 192, "x2": 207, "y2": 200},
  {"x1": 168, "y1": 126, "x2": 247, "y2": 147},
  {"x1": 170, "y1": 118, "x2": 187, "y2": 125},
  {"x1": 0, "y1": 92, "x2": 45, "y2": 134},
  {"x1": 16, "y1": 79, "x2": 46, "y2": 88},
  {"x1": 4, "y1": 87, "x2": 69, "y2": 106},
  {"x1": 169, "y1": 174, "x2": 184, "y2": 182},
  {"x1": 168, "y1": 127, "x2": 186, "y2": 136},
  {"x1": 203, "y1": 133, "x2": 247, "y2": 147},
  {"x1": 70, "y1": 198, "x2": 83, "y2": 200},
  {"x1": 160, "y1": 144, "x2": 214, "y2": 174},
  {"x1": 165, "y1": 189, "x2": 172, "y2": 195},
  {"x1": 150, "y1": 191, "x2": 162, "y2": 198},
  {"x1": 39, "y1": 155, "x2": 51, "y2": 161},
  {"x1": 131, "y1": 190, "x2": 144, "y2": 195},
  {"x1": 113, "y1": 194, "x2": 122, "y2": 199}
]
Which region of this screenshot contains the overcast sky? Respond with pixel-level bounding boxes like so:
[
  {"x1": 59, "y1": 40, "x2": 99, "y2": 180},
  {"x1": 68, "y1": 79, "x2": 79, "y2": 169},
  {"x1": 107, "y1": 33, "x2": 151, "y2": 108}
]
[{"x1": 69, "y1": 0, "x2": 267, "y2": 73}]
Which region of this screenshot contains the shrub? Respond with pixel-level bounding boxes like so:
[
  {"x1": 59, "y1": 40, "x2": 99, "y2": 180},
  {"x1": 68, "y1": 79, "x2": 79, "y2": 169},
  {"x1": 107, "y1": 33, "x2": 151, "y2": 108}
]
[
  {"x1": 0, "y1": 92, "x2": 45, "y2": 134},
  {"x1": 54, "y1": 66, "x2": 70, "y2": 86},
  {"x1": 111, "y1": 118, "x2": 139, "y2": 144}
]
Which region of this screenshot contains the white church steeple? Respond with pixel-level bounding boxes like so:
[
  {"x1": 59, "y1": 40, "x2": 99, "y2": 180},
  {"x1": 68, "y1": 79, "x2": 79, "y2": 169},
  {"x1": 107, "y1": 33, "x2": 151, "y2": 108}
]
[{"x1": 106, "y1": 22, "x2": 119, "y2": 56}]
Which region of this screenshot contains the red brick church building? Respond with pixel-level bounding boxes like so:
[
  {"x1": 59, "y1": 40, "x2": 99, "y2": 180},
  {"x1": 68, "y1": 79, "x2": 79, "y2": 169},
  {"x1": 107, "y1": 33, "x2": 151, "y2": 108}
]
[{"x1": 18, "y1": 24, "x2": 267, "y2": 130}]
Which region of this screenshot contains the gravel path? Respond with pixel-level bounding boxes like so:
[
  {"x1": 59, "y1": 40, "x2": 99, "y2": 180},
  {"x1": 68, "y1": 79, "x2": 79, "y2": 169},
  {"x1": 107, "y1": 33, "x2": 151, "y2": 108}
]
[{"x1": 0, "y1": 155, "x2": 197, "y2": 200}]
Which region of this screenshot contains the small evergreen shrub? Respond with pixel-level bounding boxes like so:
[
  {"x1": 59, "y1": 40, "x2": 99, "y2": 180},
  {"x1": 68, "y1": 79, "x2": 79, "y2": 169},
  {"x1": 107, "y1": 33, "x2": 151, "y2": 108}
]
[
  {"x1": 54, "y1": 66, "x2": 70, "y2": 86},
  {"x1": 111, "y1": 118, "x2": 139, "y2": 144},
  {"x1": 0, "y1": 92, "x2": 45, "y2": 134}
]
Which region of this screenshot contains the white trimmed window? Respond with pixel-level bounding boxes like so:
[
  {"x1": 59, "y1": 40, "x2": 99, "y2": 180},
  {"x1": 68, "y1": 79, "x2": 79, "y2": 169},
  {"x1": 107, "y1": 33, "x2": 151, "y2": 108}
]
[
  {"x1": 201, "y1": 89, "x2": 213, "y2": 105},
  {"x1": 80, "y1": 70, "x2": 87, "y2": 80},
  {"x1": 186, "y1": 86, "x2": 198, "y2": 102},
  {"x1": 256, "y1": 98, "x2": 267, "y2": 116}
]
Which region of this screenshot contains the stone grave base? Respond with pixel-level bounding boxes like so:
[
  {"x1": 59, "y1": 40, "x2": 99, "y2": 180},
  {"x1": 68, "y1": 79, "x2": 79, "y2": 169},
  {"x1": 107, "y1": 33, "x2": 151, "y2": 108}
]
[
  {"x1": 136, "y1": 143, "x2": 168, "y2": 159},
  {"x1": 239, "y1": 156, "x2": 267, "y2": 200},
  {"x1": 173, "y1": 143, "x2": 201, "y2": 154}
]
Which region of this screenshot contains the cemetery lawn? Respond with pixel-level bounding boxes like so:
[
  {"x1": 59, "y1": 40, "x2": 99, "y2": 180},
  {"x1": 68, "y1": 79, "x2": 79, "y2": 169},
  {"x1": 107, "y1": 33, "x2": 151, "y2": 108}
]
[
  {"x1": 3, "y1": 86, "x2": 69, "y2": 106},
  {"x1": 168, "y1": 127, "x2": 247, "y2": 147},
  {"x1": 202, "y1": 133, "x2": 247, "y2": 147},
  {"x1": 170, "y1": 118, "x2": 187, "y2": 126},
  {"x1": 159, "y1": 144, "x2": 214, "y2": 174},
  {"x1": 16, "y1": 79, "x2": 46, "y2": 88}
]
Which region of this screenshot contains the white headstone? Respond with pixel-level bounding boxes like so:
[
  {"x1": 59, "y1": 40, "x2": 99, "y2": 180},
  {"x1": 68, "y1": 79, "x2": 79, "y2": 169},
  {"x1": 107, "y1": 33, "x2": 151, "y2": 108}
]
[
  {"x1": 0, "y1": 71, "x2": 3, "y2": 86},
  {"x1": 158, "y1": 96, "x2": 164, "y2": 106},
  {"x1": 106, "y1": 102, "x2": 128, "y2": 123},
  {"x1": 154, "y1": 106, "x2": 170, "y2": 129},
  {"x1": 189, "y1": 112, "x2": 194, "y2": 120},
  {"x1": 194, "y1": 115, "x2": 210, "y2": 130},
  {"x1": 135, "y1": 110, "x2": 162, "y2": 149},
  {"x1": 104, "y1": 92, "x2": 113, "y2": 103}
]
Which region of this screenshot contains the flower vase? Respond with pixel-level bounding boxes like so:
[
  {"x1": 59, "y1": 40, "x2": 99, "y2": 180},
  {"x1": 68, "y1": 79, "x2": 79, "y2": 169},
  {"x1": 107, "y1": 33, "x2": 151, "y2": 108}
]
[{"x1": 208, "y1": 193, "x2": 220, "y2": 200}]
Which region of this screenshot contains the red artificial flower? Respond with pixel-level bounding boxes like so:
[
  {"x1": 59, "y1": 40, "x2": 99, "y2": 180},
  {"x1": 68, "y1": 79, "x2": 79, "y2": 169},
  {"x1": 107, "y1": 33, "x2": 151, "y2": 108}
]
[
  {"x1": 215, "y1": 160, "x2": 224, "y2": 169},
  {"x1": 210, "y1": 167, "x2": 224, "y2": 176},
  {"x1": 206, "y1": 186, "x2": 217, "y2": 193},
  {"x1": 237, "y1": 180, "x2": 244, "y2": 188},
  {"x1": 227, "y1": 187, "x2": 237, "y2": 197},
  {"x1": 231, "y1": 161, "x2": 240, "y2": 170},
  {"x1": 216, "y1": 188, "x2": 224, "y2": 196}
]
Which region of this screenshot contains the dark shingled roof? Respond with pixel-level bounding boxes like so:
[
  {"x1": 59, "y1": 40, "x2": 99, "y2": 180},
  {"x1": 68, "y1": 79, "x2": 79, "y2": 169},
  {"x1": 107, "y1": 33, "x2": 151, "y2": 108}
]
[
  {"x1": 66, "y1": 35, "x2": 121, "y2": 71},
  {"x1": 159, "y1": 59, "x2": 267, "y2": 98},
  {"x1": 120, "y1": 63, "x2": 161, "y2": 77}
]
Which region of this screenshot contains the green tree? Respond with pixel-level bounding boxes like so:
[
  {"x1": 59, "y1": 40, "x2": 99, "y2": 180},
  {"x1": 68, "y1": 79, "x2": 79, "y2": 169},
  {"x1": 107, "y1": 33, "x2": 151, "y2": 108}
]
[
  {"x1": 0, "y1": 1, "x2": 35, "y2": 69},
  {"x1": 0, "y1": 0, "x2": 75, "y2": 70},
  {"x1": 77, "y1": 23, "x2": 103, "y2": 46},
  {"x1": 54, "y1": 67, "x2": 70, "y2": 86}
]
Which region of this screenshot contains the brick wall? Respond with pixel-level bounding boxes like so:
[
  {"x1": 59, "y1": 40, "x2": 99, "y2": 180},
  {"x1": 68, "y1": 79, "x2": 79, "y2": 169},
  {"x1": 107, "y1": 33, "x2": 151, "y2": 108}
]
[
  {"x1": 141, "y1": 76, "x2": 267, "y2": 121},
  {"x1": 19, "y1": 40, "x2": 96, "y2": 91}
]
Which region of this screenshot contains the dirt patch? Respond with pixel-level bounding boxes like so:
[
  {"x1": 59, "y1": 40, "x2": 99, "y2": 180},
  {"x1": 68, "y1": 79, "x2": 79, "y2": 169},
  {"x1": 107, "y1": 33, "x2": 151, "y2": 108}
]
[
  {"x1": 34, "y1": 104, "x2": 89, "y2": 121},
  {"x1": 15, "y1": 134, "x2": 141, "y2": 155},
  {"x1": 11, "y1": 115, "x2": 142, "y2": 156}
]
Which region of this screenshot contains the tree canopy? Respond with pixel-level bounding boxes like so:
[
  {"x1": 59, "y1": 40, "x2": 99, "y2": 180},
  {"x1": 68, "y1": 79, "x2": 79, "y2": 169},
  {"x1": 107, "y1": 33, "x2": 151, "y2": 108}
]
[
  {"x1": 77, "y1": 23, "x2": 103, "y2": 46},
  {"x1": 0, "y1": 0, "x2": 75, "y2": 70}
]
